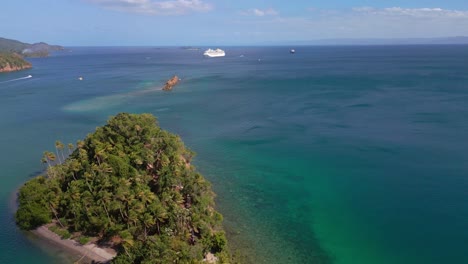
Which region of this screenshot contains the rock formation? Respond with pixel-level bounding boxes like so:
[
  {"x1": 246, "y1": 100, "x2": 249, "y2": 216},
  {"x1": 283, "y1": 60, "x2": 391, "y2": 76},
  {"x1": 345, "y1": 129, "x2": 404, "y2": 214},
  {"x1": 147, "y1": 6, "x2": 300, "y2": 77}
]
[{"x1": 162, "y1": 75, "x2": 180, "y2": 91}]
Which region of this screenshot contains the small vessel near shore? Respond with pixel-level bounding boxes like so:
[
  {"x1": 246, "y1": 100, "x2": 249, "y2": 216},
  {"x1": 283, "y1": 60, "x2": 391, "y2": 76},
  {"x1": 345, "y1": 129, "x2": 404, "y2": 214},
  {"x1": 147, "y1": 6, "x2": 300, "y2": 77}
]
[
  {"x1": 204, "y1": 48, "x2": 225, "y2": 57},
  {"x1": 290, "y1": 49, "x2": 295, "y2": 54}
]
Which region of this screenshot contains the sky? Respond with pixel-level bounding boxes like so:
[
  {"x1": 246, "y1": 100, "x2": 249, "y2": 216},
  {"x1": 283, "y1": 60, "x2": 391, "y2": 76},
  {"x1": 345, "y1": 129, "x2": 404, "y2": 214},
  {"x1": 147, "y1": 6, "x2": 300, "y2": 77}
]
[{"x1": 1, "y1": 0, "x2": 468, "y2": 45}]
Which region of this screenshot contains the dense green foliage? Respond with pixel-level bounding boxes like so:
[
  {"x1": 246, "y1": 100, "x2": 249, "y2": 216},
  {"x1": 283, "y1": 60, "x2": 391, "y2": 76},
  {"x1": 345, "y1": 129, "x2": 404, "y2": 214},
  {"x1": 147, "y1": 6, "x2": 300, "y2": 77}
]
[
  {"x1": 16, "y1": 113, "x2": 230, "y2": 263},
  {"x1": 16, "y1": 176, "x2": 52, "y2": 230},
  {"x1": 0, "y1": 52, "x2": 31, "y2": 70}
]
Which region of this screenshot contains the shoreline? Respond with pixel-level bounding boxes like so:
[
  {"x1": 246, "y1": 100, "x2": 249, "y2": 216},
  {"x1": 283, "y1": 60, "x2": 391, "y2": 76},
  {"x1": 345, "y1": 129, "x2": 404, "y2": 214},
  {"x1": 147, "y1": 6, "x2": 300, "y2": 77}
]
[
  {"x1": 11, "y1": 181, "x2": 116, "y2": 263},
  {"x1": 31, "y1": 226, "x2": 116, "y2": 264}
]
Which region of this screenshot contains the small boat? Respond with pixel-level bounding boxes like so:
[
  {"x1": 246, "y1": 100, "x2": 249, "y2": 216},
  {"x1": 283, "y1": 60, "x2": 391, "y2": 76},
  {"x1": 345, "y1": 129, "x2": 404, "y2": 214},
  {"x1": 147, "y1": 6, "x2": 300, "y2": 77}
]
[
  {"x1": 78, "y1": 77, "x2": 83, "y2": 81},
  {"x1": 204, "y1": 48, "x2": 225, "y2": 57},
  {"x1": 290, "y1": 49, "x2": 295, "y2": 54}
]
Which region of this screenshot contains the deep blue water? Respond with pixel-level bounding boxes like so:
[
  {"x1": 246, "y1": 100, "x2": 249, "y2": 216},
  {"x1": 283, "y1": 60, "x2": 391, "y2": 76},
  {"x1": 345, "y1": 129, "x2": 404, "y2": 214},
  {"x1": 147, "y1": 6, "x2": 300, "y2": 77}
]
[{"x1": 1, "y1": 45, "x2": 468, "y2": 263}]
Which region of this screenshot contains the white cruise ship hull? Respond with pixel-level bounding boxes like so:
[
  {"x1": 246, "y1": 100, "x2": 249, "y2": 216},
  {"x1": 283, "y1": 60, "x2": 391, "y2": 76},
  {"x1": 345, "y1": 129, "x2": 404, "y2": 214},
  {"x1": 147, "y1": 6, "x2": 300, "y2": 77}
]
[{"x1": 204, "y1": 49, "x2": 225, "y2": 57}]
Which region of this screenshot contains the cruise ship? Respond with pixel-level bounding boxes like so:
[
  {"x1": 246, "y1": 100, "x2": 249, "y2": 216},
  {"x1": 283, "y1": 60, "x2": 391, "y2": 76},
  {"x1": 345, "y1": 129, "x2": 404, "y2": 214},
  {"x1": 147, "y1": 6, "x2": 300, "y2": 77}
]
[{"x1": 203, "y1": 48, "x2": 225, "y2": 57}]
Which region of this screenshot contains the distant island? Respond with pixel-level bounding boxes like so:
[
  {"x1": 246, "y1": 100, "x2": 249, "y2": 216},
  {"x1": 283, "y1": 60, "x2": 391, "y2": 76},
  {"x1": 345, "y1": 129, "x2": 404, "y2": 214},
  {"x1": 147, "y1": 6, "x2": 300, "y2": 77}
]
[
  {"x1": 0, "y1": 37, "x2": 63, "y2": 57},
  {"x1": 0, "y1": 37, "x2": 63, "y2": 73},
  {"x1": 16, "y1": 113, "x2": 231, "y2": 263}
]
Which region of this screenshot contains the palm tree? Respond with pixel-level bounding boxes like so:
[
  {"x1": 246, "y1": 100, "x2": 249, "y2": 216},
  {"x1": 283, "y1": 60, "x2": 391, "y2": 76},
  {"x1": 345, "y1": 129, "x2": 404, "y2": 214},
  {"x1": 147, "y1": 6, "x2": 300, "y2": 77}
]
[
  {"x1": 42, "y1": 151, "x2": 56, "y2": 178},
  {"x1": 67, "y1": 143, "x2": 74, "y2": 155},
  {"x1": 95, "y1": 141, "x2": 113, "y2": 160},
  {"x1": 41, "y1": 155, "x2": 49, "y2": 169},
  {"x1": 82, "y1": 172, "x2": 94, "y2": 192},
  {"x1": 42, "y1": 151, "x2": 54, "y2": 168},
  {"x1": 55, "y1": 140, "x2": 65, "y2": 164},
  {"x1": 152, "y1": 203, "x2": 168, "y2": 234},
  {"x1": 142, "y1": 212, "x2": 155, "y2": 239},
  {"x1": 97, "y1": 190, "x2": 113, "y2": 226},
  {"x1": 45, "y1": 181, "x2": 65, "y2": 228},
  {"x1": 69, "y1": 159, "x2": 80, "y2": 181},
  {"x1": 119, "y1": 230, "x2": 134, "y2": 258},
  {"x1": 76, "y1": 140, "x2": 85, "y2": 149}
]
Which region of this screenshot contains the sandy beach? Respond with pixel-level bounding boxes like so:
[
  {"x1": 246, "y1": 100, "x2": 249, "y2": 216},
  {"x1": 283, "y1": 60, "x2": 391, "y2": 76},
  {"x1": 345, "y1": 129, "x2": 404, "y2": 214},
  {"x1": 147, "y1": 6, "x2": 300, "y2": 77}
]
[{"x1": 32, "y1": 226, "x2": 116, "y2": 263}]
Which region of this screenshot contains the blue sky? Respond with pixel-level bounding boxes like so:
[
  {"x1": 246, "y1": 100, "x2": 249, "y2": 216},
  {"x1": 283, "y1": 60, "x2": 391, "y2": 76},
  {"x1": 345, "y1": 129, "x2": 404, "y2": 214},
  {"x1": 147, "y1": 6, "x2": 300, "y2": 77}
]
[{"x1": 1, "y1": 0, "x2": 468, "y2": 45}]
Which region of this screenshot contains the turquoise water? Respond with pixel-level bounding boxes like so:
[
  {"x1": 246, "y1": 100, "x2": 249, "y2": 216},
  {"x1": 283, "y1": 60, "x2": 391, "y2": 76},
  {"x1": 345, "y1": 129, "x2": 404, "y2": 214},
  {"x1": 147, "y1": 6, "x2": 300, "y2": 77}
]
[{"x1": 1, "y1": 46, "x2": 468, "y2": 263}]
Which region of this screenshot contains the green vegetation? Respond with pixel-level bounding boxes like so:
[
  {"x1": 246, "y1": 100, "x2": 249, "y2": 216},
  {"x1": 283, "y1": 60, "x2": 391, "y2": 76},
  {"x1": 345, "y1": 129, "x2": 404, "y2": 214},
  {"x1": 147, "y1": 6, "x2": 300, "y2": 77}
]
[
  {"x1": 0, "y1": 37, "x2": 63, "y2": 57},
  {"x1": 15, "y1": 176, "x2": 51, "y2": 229},
  {"x1": 78, "y1": 236, "x2": 91, "y2": 245},
  {"x1": 0, "y1": 52, "x2": 31, "y2": 71},
  {"x1": 16, "y1": 113, "x2": 231, "y2": 263},
  {"x1": 49, "y1": 225, "x2": 72, "y2": 239}
]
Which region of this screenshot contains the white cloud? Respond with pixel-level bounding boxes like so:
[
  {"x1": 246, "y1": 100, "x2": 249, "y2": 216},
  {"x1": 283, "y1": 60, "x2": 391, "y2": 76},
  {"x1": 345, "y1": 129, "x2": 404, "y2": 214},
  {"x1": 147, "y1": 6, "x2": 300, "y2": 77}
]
[
  {"x1": 337, "y1": 7, "x2": 468, "y2": 38},
  {"x1": 229, "y1": 6, "x2": 468, "y2": 42},
  {"x1": 85, "y1": 0, "x2": 212, "y2": 15},
  {"x1": 242, "y1": 8, "x2": 278, "y2": 17},
  {"x1": 352, "y1": 6, "x2": 468, "y2": 18}
]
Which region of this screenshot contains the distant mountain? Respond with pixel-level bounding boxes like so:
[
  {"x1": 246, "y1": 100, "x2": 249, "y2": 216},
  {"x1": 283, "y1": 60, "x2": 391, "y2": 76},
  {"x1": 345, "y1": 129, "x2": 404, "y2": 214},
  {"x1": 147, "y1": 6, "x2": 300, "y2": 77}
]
[{"x1": 0, "y1": 37, "x2": 63, "y2": 57}]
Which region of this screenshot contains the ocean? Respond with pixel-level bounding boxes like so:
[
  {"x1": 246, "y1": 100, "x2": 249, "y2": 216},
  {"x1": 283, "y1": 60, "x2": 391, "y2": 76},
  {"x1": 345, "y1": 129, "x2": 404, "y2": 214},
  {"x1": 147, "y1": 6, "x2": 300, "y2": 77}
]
[{"x1": 0, "y1": 45, "x2": 468, "y2": 263}]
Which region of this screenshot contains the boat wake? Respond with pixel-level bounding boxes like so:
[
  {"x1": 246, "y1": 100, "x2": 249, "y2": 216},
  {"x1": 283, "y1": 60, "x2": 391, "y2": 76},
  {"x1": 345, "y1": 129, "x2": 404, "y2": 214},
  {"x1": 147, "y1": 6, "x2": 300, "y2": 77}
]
[{"x1": 0, "y1": 75, "x2": 32, "y2": 84}]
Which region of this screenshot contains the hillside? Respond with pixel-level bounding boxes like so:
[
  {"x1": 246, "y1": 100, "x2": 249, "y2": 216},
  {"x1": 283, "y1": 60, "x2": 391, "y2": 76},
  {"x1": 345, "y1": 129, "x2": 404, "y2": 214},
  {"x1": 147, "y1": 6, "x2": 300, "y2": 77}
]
[
  {"x1": 0, "y1": 37, "x2": 29, "y2": 53},
  {"x1": 0, "y1": 37, "x2": 63, "y2": 57},
  {"x1": 16, "y1": 113, "x2": 231, "y2": 263},
  {"x1": 0, "y1": 53, "x2": 31, "y2": 73}
]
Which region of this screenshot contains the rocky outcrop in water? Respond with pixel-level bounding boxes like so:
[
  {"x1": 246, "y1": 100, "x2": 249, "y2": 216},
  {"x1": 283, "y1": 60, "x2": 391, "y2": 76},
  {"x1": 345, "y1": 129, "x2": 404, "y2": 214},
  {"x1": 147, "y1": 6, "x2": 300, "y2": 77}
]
[{"x1": 162, "y1": 75, "x2": 180, "y2": 91}]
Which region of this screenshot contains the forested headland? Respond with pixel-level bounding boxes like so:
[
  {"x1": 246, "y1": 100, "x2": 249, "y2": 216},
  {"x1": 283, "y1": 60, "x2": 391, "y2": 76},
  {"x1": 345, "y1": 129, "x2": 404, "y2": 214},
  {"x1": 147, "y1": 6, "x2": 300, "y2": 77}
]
[
  {"x1": 16, "y1": 113, "x2": 231, "y2": 263},
  {"x1": 0, "y1": 53, "x2": 31, "y2": 73},
  {"x1": 0, "y1": 37, "x2": 63, "y2": 72}
]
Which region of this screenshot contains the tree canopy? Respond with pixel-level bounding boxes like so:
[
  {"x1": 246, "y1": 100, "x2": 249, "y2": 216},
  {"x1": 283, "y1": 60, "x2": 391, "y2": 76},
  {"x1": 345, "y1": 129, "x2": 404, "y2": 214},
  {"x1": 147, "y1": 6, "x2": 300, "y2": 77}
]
[
  {"x1": 16, "y1": 113, "x2": 230, "y2": 263},
  {"x1": 0, "y1": 52, "x2": 31, "y2": 71}
]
